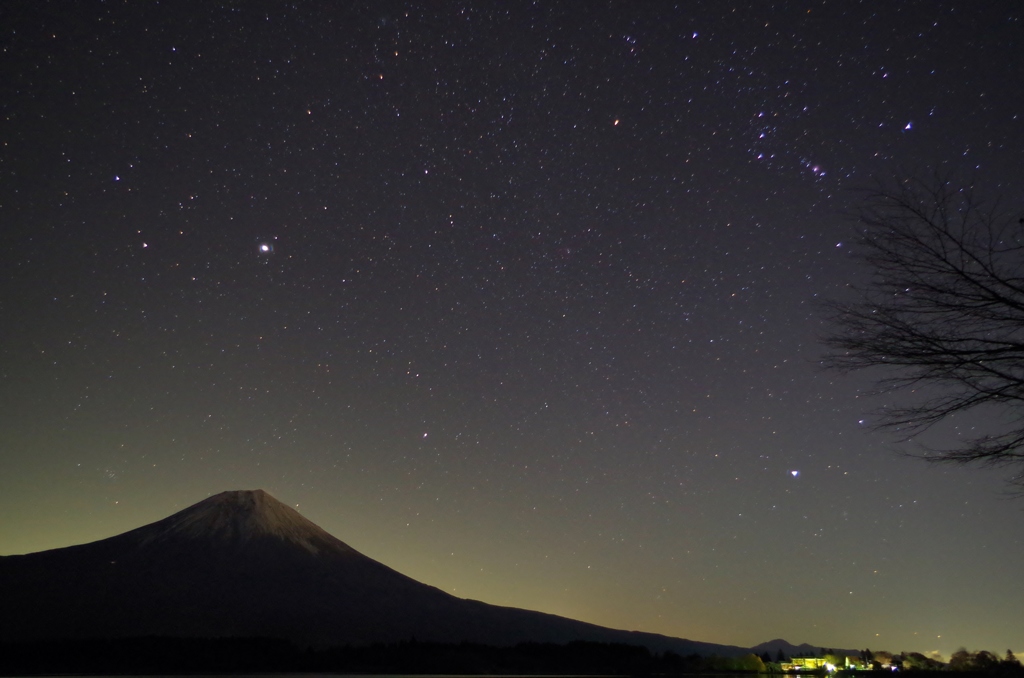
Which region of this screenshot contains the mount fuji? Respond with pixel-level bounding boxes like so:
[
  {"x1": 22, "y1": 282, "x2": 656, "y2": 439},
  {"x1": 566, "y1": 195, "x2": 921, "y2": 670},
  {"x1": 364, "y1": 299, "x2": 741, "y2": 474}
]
[{"x1": 0, "y1": 489, "x2": 750, "y2": 657}]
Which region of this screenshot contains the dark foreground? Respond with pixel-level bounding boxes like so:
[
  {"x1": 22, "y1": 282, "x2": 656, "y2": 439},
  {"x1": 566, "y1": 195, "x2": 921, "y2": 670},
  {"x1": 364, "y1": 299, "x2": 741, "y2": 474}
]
[
  {"x1": 4, "y1": 637, "x2": 1024, "y2": 677},
  {"x1": 0, "y1": 637, "x2": 740, "y2": 676}
]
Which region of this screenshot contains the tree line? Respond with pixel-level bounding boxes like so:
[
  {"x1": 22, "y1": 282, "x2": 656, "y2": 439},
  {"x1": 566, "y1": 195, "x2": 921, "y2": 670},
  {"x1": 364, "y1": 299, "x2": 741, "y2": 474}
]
[{"x1": 2, "y1": 636, "x2": 1020, "y2": 675}]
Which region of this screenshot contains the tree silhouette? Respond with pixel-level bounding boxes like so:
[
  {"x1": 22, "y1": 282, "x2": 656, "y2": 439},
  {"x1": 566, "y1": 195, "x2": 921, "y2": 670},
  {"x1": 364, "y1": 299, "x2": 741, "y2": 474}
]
[{"x1": 825, "y1": 176, "x2": 1024, "y2": 488}]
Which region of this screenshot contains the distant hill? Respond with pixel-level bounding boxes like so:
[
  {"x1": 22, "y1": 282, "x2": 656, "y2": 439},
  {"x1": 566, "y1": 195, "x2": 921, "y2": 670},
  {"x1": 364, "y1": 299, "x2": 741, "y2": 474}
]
[
  {"x1": 752, "y1": 638, "x2": 864, "y2": 658},
  {"x1": 0, "y1": 489, "x2": 751, "y2": 658}
]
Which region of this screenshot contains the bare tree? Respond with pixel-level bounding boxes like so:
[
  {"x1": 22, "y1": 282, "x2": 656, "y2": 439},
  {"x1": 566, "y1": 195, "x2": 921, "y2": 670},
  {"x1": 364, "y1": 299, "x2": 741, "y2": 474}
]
[{"x1": 824, "y1": 176, "x2": 1024, "y2": 488}]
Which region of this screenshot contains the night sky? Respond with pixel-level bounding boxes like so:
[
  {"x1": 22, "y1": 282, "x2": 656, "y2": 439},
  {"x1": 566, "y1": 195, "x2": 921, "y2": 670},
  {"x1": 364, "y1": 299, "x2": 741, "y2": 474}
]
[{"x1": 2, "y1": 0, "x2": 1022, "y2": 658}]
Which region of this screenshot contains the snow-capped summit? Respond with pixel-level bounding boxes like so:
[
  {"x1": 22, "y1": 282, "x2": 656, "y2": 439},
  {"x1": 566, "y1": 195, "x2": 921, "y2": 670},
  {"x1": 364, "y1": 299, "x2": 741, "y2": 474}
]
[{"x1": 134, "y1": 489, "x2": 354, "y2": 555}]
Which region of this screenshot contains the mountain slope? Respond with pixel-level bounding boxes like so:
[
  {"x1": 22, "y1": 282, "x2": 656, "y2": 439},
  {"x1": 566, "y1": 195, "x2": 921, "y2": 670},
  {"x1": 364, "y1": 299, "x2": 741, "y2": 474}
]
[{"x1": 0, "y1": 490, "x2": 748, "y2": 657}]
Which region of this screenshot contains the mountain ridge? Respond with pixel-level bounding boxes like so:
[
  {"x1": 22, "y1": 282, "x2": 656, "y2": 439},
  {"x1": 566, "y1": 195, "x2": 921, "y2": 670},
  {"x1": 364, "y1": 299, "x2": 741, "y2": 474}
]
[{"x1": 0, "y1": 490, "x2": 843, "y2": 658}]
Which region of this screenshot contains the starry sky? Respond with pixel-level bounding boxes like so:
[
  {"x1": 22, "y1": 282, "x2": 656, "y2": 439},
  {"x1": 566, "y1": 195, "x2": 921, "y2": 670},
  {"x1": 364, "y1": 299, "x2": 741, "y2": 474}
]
[{"x1": 2, "y1": 0, "x2": 1022, "y2": 658}]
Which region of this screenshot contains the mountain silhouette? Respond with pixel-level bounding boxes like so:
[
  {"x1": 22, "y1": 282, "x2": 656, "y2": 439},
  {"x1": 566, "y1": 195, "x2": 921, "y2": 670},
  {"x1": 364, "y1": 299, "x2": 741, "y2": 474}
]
[
  {"x1": 750, "y1": 638, "x2": 862, "y2": 659},
  {"x1": 0, "y1": 489, "x2": 749, "y2": 656}
]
